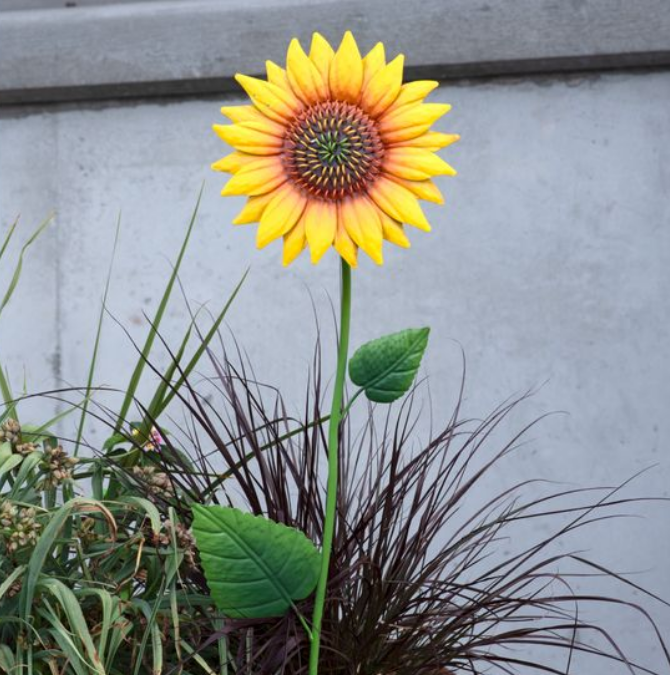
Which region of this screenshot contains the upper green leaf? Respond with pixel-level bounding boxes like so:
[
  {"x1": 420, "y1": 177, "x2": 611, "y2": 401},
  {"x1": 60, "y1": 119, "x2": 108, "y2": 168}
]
[
  {"x1": 349, "y1": 327, "x2": 430, "y2": 403},
  {"x1": 191, "y1": 505, "x2": 321, "y2": 619}
]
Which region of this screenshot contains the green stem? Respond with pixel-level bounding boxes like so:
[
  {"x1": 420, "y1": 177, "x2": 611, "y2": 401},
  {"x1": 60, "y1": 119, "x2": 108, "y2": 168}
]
[{"x1": 309, "y1": 258, "x2": 352, "y2": 675}]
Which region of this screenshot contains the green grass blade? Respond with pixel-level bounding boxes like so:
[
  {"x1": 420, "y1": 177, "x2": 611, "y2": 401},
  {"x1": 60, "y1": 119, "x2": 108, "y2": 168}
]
[
  {"x1": 144, "y1": 318, "x2": 195, "y2": 423},
  {"x1": 92, "y1": 461, "x2": 105, "y2": 500},
  {"x1": 19, "y1": 498, "x2": 94, "y2": 619},
  {"x1": 103, "y1": 602, "x2": 132, "y2": 673},
  {"x1": 0, "y1": 644, "x2": 15, "y2": 673},
  {"x1": 0, "y1": 565, "x2": 25, "y2": 601},
  {"x1": 44, "y1": 618, "x2": 89, "y2": 675},
  {"x1": 77, "y1": 588, "x2": 117, "y2": 668},
  {"x1": 9, "y1": 451, "x2": 43, "y2": 498},
  {"x1": 135, "y1": 269, "x2": 247, "y2": 446},
  {"x1": 115, "y1": 496, "x2": 161, "y2": 535},
  {"x1": 0, "y1": 365, "x2": 17, "y2": 421},
  {"x1": 114, "y1": 187, "x2": 203, "y2": 433},
  {"x1": 39, "y1": 578, "x2": 105, "y2": 675},
  {"x1": 131, "y1": 597, "x2": 166, "y2": 675},
  {"x1": 156, "y1": 269, "x2": 248, "y2": 416},
  {"x1": 0, "y1": 218, "x2": 18, "y2": 264},
  {"x1": 75, "y1": 215, "x2": 122, "y2": 456},
  {"x1": 214, "y1": 618, "x2": 229, "y2": 675},
  {"x1": 0, "y1": 454, "x2": 23, "y2": 487},
  {"x1": 179, "y1": 641, "x2": 218, "y2": 675},
  {"x1": 0, "y1": 214, "x2": 53, "y2": 318}
]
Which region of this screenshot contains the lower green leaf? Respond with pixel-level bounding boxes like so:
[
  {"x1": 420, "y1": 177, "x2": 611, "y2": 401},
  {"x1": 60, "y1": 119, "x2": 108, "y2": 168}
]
[{"x1": 191, "y1": 505, "x2": 321, "y2": 619}]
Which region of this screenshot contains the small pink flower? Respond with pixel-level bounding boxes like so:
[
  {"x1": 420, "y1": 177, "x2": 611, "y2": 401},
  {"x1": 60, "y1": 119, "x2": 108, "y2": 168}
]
[{"x1": 149, "y1": 426, "x2": 165, "y2": 449}]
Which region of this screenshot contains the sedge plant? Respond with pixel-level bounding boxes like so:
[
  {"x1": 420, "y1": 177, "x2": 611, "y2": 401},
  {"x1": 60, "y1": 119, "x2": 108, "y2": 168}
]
[{"x1": 0, "y1": 206, "x2": 245, "y2": 674}]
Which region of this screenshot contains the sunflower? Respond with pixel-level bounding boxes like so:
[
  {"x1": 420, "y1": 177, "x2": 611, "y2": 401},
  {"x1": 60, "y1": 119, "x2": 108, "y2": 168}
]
[{"x1": 212, "y1": 32, "x2": 459, "y2": 267}]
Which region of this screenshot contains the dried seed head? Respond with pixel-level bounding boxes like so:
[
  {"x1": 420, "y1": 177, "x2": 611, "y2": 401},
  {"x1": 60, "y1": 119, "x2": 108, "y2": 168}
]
[
  {"x1": 0, "y1": 418, "x2": 21, "y2": 444},
  {"x1": 40, "y1": 444, "x2": 77, "y2": 488},
  {"x1": 133, "y1": 465, "x2": 175, "y2": 499},
  {"x1": 15, "y1": 442, "x2": 37, "y2": 457},
  {"x1": 0, "y1": 500, "x2": 42, "y2": 555}
]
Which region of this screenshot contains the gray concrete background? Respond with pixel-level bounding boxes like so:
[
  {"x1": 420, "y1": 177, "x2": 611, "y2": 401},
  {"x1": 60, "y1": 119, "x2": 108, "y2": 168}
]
[{"x1": 1, "y1": 3, "x2": 669, "y2": 671}]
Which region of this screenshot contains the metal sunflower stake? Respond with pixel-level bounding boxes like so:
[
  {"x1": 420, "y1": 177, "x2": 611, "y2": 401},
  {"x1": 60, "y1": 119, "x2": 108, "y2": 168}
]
[{"x1": 192, "y1": 31, "x2": 459, "y2": 675}]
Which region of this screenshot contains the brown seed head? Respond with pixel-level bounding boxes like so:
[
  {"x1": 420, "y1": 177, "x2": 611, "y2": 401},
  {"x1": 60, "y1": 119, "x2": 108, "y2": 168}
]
[{"x1": 282, "y1": 101, "x2": 384, "y2": 201}]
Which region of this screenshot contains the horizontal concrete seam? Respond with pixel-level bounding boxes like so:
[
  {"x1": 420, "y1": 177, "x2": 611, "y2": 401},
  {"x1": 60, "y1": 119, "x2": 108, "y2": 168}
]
[{"x1": 1, "y1": 0, "x2": 670, "y2": 105}]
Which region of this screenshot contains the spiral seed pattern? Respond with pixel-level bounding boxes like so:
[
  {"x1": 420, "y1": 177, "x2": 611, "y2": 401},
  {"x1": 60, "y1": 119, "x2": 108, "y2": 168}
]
[{"x1": 283, "y1": 101, "x2": 384, "y2": 200}]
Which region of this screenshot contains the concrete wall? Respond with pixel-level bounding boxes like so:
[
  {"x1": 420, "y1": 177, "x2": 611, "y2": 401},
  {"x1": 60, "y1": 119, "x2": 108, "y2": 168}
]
[{"x1": 1, "y1": 1, "x2": 669, "y2": 671}]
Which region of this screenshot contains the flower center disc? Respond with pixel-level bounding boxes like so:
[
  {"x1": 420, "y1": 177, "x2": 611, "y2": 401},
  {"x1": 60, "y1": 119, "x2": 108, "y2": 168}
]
[{"x1": 282, "y1": 101, "x2": 384, "y2": 201}]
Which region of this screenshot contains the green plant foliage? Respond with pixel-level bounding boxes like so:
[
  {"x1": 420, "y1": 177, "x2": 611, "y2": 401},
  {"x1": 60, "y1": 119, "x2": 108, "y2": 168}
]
[
  {"x1": 192, "y1": 505, "x2": 321, "y2": 618},
  {"x1": 348, "y1": 327, "x2": 430, "y2": 403},
  {"x1": 0, "y1": 423, "x2": 206, "y2": 675},
  {"x1": 1, "y1": 201, "x2": 667, "y2": 675},
  {"x1": 0, "y1": 202, "x2": 246, "y2": 674}
]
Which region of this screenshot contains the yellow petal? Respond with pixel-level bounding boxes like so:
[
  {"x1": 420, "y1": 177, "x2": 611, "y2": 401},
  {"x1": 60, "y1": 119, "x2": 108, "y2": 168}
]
[
  {"x1": 329, "y1": 31, "x2": 363, "y2": 103},
  {"x1": 384, "y1": 147, "x2": 457, "y2": 181},
  {"x1": 221, "y1": 157, "x2": 286, "y2": 196},
  {"x1": 213, "y1": 123, "x2": 283, "y2": 155},
  {"x1": 220, "y1": 105, "x2": 256, "y2": 123},
  {"x1": 266, "y1": 61, "x2": 292, "y2": 92},
  {"x1": 235, "y1": 73, "x2": 301, "y2": 123},
  {"x1": 211, "y1": 152, "x2": 253, "y2": 174},
  {"x1": 390, "y1": 176, "x2": 445, "y2": 205},
  {"x1": 362, "y1": 42, "x2": 386, "y2": 90},
  {"x1": 256, "y1": 185, "x2": 307, "y2": 248},
  {"x1": 379, "y1": 210, "x2": 411, "y2": 248},
  {"x1": 340, "y1": 197, "x2": 383, "y2": 265},
  {"x1": 354, "y1": 197, "x2": 384, "y2": 264},
  {"x1": 282, "y1": 216, "x2": 307, "y2": 266},
  {"x1": 379, "y1": 103, "x2": 452, "y2": 143},
  {"x1": 309, "y1": 32, "x2": 334, "y2": 92},
  {"x1": 335, "y1": 205, "x2": 358, "y2": 268},
  {"x1": 304, "y1": 199, "x2": 337, "y2": 264},
  {"x1": 233, "y1": 192, "x2": 276, "y2": 225},
  {"x1": 369, "y1": 176, "x2": 431, "y2": 232},
  {"x1": 286, "y1": 38, "x2": 328, "y2": 104},
  {"x1": 361, "y1": 54, "x2": 404, "y2": 118},
  {"x1": 219, "y1": 106, "x2": 285, "y2": 136},
  {"x1": 390, "y1": 131, "x2": 460, "y2": 152},
  {"x1": 338, "y1": 199, "x2": 364, "y2": 247},
  {"x1": 384, "y1": 80, "x2": 439, "y2": 115},
  {"x1": 215, "y1": 115, "x2": 284, "y2": 137}
]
